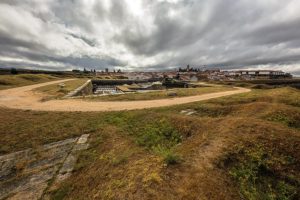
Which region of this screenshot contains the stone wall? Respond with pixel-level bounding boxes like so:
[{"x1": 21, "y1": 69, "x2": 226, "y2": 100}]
[{"x1": 65, "y1": 80, "x2": 93, "y2": 97}]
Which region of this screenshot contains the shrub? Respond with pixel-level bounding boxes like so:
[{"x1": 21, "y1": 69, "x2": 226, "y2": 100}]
[
  {"x1": 10, "y1": 68, "x2": 18, "y2": 75},
  {"x1": 153, "y1": 145, "x2": 181, "y2": 165}
]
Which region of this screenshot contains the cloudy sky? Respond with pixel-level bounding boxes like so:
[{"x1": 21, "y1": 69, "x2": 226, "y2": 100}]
[{"x1": 0, "y1": 0, "x2": 300, "y2": 74}]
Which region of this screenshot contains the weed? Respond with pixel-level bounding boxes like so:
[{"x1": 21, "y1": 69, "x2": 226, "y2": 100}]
[
  {"x1": 265, "y1": 110, "x2": 300, "y2": 129},
  {"x1": 111, "y1": 153, "x2": 130, "y2": 166},
  {"x1": 153, "y1": 145, "x2": 181, "y2": 165},
  {"x1": 50, "y1": 184, "x2": 71, "y2": 200},
  {"x1": 143, "y1": 172, "x2": 163, "y2": 186},
  {"x1": 221, "y1": 142, "x2": 299, "y2": 200}
]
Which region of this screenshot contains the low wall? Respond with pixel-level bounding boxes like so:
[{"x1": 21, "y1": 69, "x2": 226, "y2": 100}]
[
  {"x1": 91, "y1": 78, "x2": 162, "y2": 86},
  {"x1": 64, "y1": 80, "x2": 93, "y2": 97}
]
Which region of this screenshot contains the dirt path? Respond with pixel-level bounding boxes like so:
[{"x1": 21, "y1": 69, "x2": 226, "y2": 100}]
[{"x1": 0, "y1": 79, "x2": 251, "y2": 112}]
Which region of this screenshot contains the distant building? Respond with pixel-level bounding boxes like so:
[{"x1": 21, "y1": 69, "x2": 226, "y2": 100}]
[
  {"x1": 227, "y1": 70, "x2": 292, "y2": 79},
  {"x1": 190, "y1": 75, "x2": 199, "y2": 82}
]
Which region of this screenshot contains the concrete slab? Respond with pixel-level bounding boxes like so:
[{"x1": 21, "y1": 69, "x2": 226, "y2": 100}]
[{"x1": 0, "y1": 134, "x2": 90, "y2": 200}]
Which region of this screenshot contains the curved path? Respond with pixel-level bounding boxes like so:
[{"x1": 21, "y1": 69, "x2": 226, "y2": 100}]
[{"x1": 0, "y1": 79, "x2": 251, "y2": 112}]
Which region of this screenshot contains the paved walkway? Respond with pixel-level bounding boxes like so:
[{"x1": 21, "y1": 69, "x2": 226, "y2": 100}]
[
  {"x1": 0, "y1": 80, "x2": 251, "y2": 112},
  {"x1": 0, "y1": 134, "x2": 89, "y2": 200}
]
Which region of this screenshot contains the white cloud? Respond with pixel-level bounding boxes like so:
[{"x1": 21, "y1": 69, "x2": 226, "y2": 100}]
[{"x1": 0, "y1": 0, "x2": 300, "y2": 74}]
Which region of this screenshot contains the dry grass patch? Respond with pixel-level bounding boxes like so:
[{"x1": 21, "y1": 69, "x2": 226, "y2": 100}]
[
  {"x1": 0, "y1": 86, "x2": 299, "y2": 199},
  {"x1": 48, "y1": 126, "x2": 171, "y2": 200},
  {"x1": 34, "y1": 78, "x2": 88, "y2": 100},
  {"x1": 0, "y1": 109, "x2": 106, "y2": 154},
  {"x1": 86, "y1": 85, "x2": 233, "y2": 101},
  {"x1": 0, "y1": 74, "x2": 60, "y2": 90}
]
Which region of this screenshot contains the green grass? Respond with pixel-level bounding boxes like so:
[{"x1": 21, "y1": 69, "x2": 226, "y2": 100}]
[
  {"x1": 0, "y1": 74, "x2": 60, "y2": 90},
  {"x1": 133, "y1": 118, "x2": 182, "y2": 150},
  {"x1": 101, "y1": 112, "x2": 182, "y2": 164},
  {"x1": 87, "y1": 86, "x2": 233, "y2": 101},
  {"x1": 220, "y1": 140, "x2": 299, "y2": 200},
  {"x1": 153, "y1": 145, "x2": 181, "y2": 165}
]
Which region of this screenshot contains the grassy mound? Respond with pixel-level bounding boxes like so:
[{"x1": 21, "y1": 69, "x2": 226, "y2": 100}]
[
  {"x1": 0, "y1": 74, "x2": 59, "y2": 90},
  {"x1": 220, "y1": 137, "x2": 300, "y2": 200},
  {"x1": 34, "y1": 78, "x2": 88, "y2": 100},
  {"x1": 0, "y1": 86, "x2": 299, "y2": 199}
]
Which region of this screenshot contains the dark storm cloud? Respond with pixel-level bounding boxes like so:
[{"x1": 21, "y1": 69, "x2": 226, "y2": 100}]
[
  {"x1": 0, "y1": 0, "x2": 300, "y2": 74},
  {"x1": 243, "y1": 18, "x2": 300, "y2": 46},
  {"x1": 68, "y1": 33, "x2": 97, "y2": 47}
]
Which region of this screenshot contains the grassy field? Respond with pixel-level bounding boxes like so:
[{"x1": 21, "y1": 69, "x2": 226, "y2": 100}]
[
  {"x1": 0, "y1": 86, "x2": 299, "y2": 199},
  {"x1": 34, "y1": 78, "x2": 88, "y2": 100},
  {"x1": 211, "y1": 79, "x2": 300, "y2": 90},
  {"x1": 87, "y1": 85, "x2": 233, "y2": 101},
  {"x1": 0, "y1": 74, "x2": 60, "y2": 90}
]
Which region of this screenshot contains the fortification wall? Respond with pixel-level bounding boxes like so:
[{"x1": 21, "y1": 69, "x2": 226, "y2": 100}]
[{"x1": 65, "y1": 80, "x2": 93, "y2": 97}]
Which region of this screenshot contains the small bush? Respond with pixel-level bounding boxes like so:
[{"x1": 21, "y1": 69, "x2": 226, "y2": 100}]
[
  {"x1": 164, "y1": 152, "x2": 181, "y2": 165},
  {"x1": 10, "y1": 68, "x2": 18, "y2": 75},
  {"x1": 153, "y1": 145, "x2": 181, "y2": 165}
]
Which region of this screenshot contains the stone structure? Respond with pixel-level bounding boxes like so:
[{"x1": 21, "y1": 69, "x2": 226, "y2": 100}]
[
  {"x1": 65, "y1": 80, "x2": 93, "y2": 98},
  {"x1": 0, "y1": 134, "x2": 89, "y2": 200}
]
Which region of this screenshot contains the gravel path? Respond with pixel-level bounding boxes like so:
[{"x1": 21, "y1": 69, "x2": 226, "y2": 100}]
[{"x1": 0, "y1": 79, "x2": 251, "y2": 112}]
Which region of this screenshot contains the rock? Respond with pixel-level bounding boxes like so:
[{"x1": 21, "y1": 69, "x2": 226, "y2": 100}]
[
  {"x1": 58, "y1": 83, "x2": 65, "y2": 88},
  {"x1": 180, "y1": 109, "x2": 197, "y2": 116}
]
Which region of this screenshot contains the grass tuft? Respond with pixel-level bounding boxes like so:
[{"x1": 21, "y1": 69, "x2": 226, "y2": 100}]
[{"x1": 153, "y1": 145, "x2": 181, "y2": 165}]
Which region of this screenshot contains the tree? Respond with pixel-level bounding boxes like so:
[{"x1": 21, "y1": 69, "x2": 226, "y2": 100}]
[
  {"x1": 83, "y1": 68, "x2": 89, "y2": 74},
  {"x1": 10, "y1": 68, "x2": 18, "y2": 75}
]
